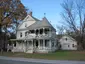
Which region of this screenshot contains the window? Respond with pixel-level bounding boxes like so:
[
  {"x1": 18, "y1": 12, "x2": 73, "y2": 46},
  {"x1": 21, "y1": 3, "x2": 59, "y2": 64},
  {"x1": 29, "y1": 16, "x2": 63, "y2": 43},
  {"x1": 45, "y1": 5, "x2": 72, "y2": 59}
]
[
  {"x1": 25, "y1": 23, "x2": 27, "y2": 27},
  {"x1": 45, "y1": 40, "x2": 49, "y2": 47},
  {"x1": 25, "y1": 32, "x2": 27, "y2": 36},
  {"x1": 36, "y1": 29, "x2": 39, "y2": 35},
  {"x1": 40, "y1": 40, "x2": 43, "y2": 46},
  {"x1": 52, "y1": 42, "x2": 54, "y2": 47},
  {"x1": 72, "y1": 44, "x2": 75, "y2": 47},
  {"x1": 20, "y1": 32, "x2": 22, "y2": 37},
  {"x1": 68, "y1": 45, "x2": 69, "y2": 47},
  {"x1": 30, "y1": 30, "x2": 35, "y2": 33},
  {"x1": 29, "y1": 41, "x2": 32, "y2": 45},
  {"x1": 45, "y1": 28, "x2": 49, "y2": 34},
  {"x1": 14, "y1": 43, "x2": 16, "y2": 47},
  {"x1": 65, "y1": 38, "x2": 67, "y2": 41},
  {"x1": 40, "y1": 29, "x2": 43, "y2": 34}
]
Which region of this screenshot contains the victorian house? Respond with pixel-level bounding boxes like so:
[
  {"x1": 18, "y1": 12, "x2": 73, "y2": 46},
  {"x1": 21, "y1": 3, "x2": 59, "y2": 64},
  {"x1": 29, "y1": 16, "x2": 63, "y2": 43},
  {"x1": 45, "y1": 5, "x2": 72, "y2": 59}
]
[{"x1": 10, "y1": 12, "x2": 57, "y2": 53}]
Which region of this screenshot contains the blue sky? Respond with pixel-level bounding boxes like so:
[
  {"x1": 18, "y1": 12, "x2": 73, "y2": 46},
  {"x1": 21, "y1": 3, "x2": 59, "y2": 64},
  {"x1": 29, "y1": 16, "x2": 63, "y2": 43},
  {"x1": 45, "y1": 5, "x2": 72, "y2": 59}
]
[{"x1": 21, "y1": 0, "x2": 63, "y2": 30}]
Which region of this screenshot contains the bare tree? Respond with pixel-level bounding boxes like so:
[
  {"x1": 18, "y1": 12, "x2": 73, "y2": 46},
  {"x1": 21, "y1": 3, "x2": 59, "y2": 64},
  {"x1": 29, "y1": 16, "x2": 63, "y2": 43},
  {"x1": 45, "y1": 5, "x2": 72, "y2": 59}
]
[
  {"x1": 61, "y1": 0, "x2": 85, "y2": 50},
  {"x1": 57, "y1": 25, "x2": 65, "y2": 35}
]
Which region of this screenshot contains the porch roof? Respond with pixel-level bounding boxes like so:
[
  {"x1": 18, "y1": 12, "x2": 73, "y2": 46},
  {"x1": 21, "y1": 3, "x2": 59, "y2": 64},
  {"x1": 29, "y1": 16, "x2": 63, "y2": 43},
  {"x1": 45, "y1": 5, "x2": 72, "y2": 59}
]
[
  {"x1": 10, "y1": 38, "x2": 32, "y2": 41},
  {"x1": 10, "y1": 37, "x2": 51, "y2": 42},
  {"x1": 10, "y1": 39, "x2": 24, "y2": 41}
]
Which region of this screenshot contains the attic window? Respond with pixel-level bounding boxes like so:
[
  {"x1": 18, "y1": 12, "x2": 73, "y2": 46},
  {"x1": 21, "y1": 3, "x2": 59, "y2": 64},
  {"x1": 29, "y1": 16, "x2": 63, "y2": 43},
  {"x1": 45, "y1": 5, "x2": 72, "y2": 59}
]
[{"x1": 25, "y1": 23, "x2": 27, "y2": 27}]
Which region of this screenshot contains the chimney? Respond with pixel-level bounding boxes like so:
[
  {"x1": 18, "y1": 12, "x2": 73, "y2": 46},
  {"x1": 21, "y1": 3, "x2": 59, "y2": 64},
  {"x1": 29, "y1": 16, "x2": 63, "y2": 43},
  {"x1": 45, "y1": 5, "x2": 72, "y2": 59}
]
[{"x1": 29, "y1": 11, "x2": 32, "y2": 16}]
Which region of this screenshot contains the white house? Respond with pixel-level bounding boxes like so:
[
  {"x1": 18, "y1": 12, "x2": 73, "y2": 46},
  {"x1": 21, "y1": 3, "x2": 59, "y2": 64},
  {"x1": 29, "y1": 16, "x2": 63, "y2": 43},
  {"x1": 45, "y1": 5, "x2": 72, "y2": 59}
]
[
  {"x1": 59, "y1": 35, "x2": 77, "y2": 50},
  {"x1": 10, "y1": 12, "x2": 57, "y2": 53}
]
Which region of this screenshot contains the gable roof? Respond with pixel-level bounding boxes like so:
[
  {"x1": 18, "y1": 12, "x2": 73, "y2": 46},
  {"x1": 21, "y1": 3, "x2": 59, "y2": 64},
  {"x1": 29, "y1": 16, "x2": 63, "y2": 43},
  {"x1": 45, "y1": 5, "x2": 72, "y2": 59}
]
[
  {"x1": 40, "y1": 17, "x2": 55, "y2": 28},
  {"x1": 17, "y1": 15, "x2": 40, "y2": 29},
  {"x1": 27, "y1": 17, "x2": 56, "y2": 31},
  {"x1": 59, "y1": 35, "x2": 77, "y2": 42},
  {"x1": 32, "y1": 16, "x2": 40, "y2": 21}
]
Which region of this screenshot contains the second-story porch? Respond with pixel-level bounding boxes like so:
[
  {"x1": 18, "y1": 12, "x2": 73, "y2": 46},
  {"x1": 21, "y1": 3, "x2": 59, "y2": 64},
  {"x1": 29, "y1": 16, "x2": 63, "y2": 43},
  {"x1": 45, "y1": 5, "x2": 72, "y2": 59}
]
[{"x1": 24, "y1": 27, "x2": 56, "y2": 39}]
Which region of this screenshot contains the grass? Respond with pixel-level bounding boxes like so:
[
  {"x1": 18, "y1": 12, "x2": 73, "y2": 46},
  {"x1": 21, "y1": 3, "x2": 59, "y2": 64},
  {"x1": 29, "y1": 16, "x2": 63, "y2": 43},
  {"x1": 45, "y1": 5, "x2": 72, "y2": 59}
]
[{"x1": 0, "y1": 50, "x2": 85, "y2": 61}]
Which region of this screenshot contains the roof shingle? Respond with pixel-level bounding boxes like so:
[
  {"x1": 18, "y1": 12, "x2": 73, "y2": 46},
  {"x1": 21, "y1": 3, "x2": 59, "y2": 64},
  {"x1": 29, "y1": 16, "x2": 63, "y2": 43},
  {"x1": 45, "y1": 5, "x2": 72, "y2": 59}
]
[{"x1": 27, "y1": 17, "x2": 56, "y2": 31}]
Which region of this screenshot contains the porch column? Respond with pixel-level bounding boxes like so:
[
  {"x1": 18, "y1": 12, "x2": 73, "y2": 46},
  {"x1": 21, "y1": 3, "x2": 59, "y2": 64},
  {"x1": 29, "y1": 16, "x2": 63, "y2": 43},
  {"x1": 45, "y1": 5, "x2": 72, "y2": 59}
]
[
  {"x1": 22, "y1": 41, "x2": 24, "y2": 52},
  {"x1": 38, "y1": 29, "x2": 40, "y2": 36},
  {"x1": 25, "y1": 41, "x2": 27, "y2": 52},
  {"x1": 34, "y1": 29, "x2": 36, "y2": 34},
  {"x1": 43, "y1": 28, "x2": 45, "y2": 35},
  {"x1": 12, "y1": 43, "x2": 14, "y2": 53},
  {"x1": 31, "y1": 40, "x2": 33, "y2": 50},
  {"x1": 38, "y1": 40, "x2": 40, "y2": 49},
  {"x1": 7, "y1": 44, "x2": 9, "y2": 52},
  {"x1": 34, "y1": 40, "x2": 36, "y2": 48},
  {"x1": 43, "y1": 39, "x2": 45, "y2": 49},
  {"x1": 49, "y1": 40, "x2": 52, "y2": 51}
]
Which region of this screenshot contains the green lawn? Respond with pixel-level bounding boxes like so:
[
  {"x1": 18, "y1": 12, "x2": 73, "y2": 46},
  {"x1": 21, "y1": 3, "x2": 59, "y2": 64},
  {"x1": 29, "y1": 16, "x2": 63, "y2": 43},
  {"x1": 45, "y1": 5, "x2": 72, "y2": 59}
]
[{"x1": 0, "y1": 51, "x2": 85, "y2": 61}]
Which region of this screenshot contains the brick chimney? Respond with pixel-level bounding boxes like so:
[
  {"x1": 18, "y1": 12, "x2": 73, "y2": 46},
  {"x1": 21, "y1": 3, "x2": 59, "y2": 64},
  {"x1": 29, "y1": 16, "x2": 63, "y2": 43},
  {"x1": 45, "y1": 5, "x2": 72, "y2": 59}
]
[{"x1": 29, "y1": 11, "x2": 32, "y2": 16}]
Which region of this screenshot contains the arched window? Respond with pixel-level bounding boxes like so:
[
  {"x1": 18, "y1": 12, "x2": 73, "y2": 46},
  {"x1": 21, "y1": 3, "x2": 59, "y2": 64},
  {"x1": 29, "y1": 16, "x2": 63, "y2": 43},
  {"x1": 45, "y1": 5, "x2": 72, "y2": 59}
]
[
  {"x1": 44, "y1": 28, "x2": 49, "y2": 34},
  {"x1": 40, "y1": 29, "x2": 43, "y2": 34},
  {"x1": 36, "y1": 29, "x2": 39, "y2": 35}
]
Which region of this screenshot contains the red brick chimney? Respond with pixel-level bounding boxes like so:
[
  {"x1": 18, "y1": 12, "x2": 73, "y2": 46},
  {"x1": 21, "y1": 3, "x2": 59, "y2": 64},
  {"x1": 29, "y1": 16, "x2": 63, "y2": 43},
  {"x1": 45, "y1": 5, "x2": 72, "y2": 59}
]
[{"x1": 29, "y1": 11, "x2": 32, "y2": 16}]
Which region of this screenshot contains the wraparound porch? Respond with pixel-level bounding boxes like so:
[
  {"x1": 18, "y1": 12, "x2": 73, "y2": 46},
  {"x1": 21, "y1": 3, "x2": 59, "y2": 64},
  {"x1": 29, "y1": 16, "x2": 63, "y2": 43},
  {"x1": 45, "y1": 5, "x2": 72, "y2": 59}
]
[{"x1": 9, "y1": 39, "x2": 56, "y2": 53}]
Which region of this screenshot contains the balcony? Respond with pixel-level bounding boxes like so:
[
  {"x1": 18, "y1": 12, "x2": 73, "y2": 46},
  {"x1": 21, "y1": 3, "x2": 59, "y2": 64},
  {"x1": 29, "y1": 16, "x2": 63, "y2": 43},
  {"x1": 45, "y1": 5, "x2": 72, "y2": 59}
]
[{"x1": 25, "y1": 32, "x2": 52, "y2": 39}]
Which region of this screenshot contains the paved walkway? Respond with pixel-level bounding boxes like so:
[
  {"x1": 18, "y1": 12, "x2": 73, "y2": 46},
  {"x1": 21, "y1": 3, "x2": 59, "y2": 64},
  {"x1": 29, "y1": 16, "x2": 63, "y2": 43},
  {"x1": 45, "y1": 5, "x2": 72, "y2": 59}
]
[{"x1": 0, "y1": 56, "x2": 85, "y2": 64}]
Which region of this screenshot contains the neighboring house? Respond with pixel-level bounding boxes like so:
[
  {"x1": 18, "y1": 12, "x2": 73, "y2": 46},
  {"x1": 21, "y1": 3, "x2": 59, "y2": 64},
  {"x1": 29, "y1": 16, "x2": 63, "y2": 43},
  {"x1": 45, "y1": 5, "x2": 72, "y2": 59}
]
[
  {"x1": 10, "y1": 12, "x2": 57, "y2": 53},
  {"x1": 59, "y1": 35, "x2": 77, "y2": 50}
]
